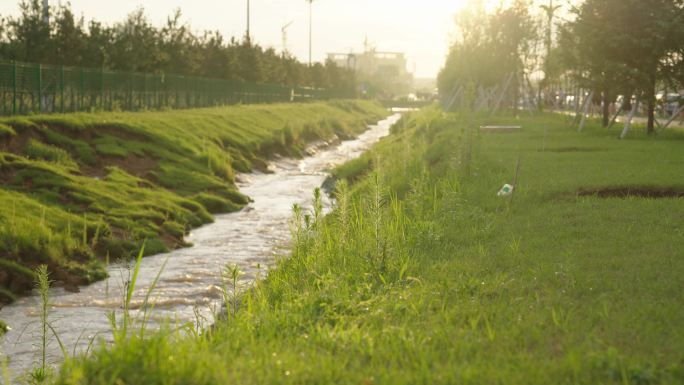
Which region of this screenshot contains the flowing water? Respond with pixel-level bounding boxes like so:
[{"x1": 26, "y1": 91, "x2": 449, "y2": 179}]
[{"x1": 0, "y1": 112, "x2": 402, "y2": 378}]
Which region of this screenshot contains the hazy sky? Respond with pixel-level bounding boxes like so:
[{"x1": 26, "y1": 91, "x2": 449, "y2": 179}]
[{"x1": 0, "y1": 0, "x2": 569, "y2": 78}]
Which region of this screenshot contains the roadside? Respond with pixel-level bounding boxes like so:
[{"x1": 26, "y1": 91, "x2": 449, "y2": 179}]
[{"x1": 550, "y1": 107, "x2": 684, "y2": 130}]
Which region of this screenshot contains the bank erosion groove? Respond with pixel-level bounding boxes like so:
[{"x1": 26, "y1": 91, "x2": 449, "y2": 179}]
[
  {"x1": 55, "y1": 108, "x2": 684, "y2": 384},
  {"x1": 0, "y1": 100, "x2": 388, "y2": 304}
]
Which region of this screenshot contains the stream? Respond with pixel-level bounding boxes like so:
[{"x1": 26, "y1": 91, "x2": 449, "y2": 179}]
[{"x1": 0, "y1": 112, "x2": 402, "y2": 378}]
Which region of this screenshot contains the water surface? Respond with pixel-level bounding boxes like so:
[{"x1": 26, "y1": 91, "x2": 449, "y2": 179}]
[{"x1": 0, "y1": 113, "x2": 402, "y2": 377}]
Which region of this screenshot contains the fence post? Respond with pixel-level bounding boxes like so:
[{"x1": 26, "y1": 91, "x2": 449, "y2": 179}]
[
  {"x1": 12, "y1": 61, "x2": 17, "y2": 115},
  {"x1": 128, "y1": 73, "x2": 133, "y2": 110},
  {"x1": 154, "y1": 74, "x2": 159, "y2": 109},
  {"x1": 37, "y1": 63, "x2": 42, "y2": 113},
  {"x1": 100, "y1": 66, "x2": 105, "y2": 110},
  {"x1": 143, "y1": 73, "x2": 147, "y2": 110},
  {"x1": 60, "y1": 65, "x2": 65, "y2": 113},
  {"x1": 79, "y1": 68, "x2": 85, "y2": 111}
]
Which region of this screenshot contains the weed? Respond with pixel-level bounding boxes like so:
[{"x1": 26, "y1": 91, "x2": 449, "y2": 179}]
[
  {"x1": 29, "y1": 265, "x2": 66, "y2": 384},
  {"x1": 222, "y1": 264, "x2": 245, "y2": 318}
]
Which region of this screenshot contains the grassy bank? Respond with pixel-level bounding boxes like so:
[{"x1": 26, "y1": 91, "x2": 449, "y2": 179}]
[
  {"x1": 0, "y1": 100, "x2": 387, "y2": 304},
  {"x1": 56, "y1": 108, "x2": 684, "y2": 384}
]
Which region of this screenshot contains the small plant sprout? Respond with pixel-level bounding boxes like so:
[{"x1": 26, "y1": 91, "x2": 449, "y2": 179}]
[
  {"x1": 30, "y1": 265, "x2": 67, "y2": 384},
  {"x1": 313, "y1": 187, "x2": 323, "y2": 225},
  {"x1": 290, "y1": 204, "x2": 305, "y2": 254},
  {"x1": 335, "y1": 180, "x2": 350, "y2": 252},
  {"x1": 222, "y1": 264, "x2": 245, "y2": 318}
]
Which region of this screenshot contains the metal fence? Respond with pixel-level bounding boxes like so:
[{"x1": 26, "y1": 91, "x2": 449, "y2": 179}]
[{"x1": 0, "y1": 60, "x2": 334, "y2": 115}]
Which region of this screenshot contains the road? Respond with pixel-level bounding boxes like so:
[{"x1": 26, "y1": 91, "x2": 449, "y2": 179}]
[{"x1": 552, "y1": 108, "x2": 684, "y2": 130}]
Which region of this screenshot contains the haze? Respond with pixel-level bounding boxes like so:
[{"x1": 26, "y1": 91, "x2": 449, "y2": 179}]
[{"x1": 0, "y1": 0, "x2": 515, "y2": 78}]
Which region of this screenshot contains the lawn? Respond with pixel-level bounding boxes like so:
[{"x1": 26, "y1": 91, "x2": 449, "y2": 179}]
[{"x1": 50, "y1": 107, "x2": 684, "y2": 384}]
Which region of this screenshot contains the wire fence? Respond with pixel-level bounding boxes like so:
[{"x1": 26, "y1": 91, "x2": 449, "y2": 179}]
[{"x1": 0, "y1": 60, "x2": 338, "y2": 115}]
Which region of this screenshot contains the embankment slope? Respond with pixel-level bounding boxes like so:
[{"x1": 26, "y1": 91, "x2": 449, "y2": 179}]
[{"x1": 0, "y1": 100, "x2": 387, "y2": 303}]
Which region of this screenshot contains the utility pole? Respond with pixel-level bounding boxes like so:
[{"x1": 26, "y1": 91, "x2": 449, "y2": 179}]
[
  {"x1": 539, "y1": 0, "x2": 561, "y2": 110},
  {"x1": 42, "y1": 0, "x2": 49, "y2": 25},
  {"x1": 541, "y1": 0, "x2": 561, "y2": 71},
  {"x1": 307, "y1": 0, "x2": 314, "y2": 66},
  {"x1": 246, "y1": 0, "x2": 251, "y2": 41},
  {"x1": 281, "y1": 21, "x2": 294, "y2": 57}
]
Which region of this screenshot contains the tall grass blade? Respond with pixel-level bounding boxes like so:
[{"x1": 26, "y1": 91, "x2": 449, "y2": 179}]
[
  {"x1": 139, "y1": 255, "x2": 171, "y2": 334},
  {"x1": 46, "y1": 323, "x2": 68, "y2": 361},
  {"x1": 123, "y1": 242, "x2": 146, "y2": 336}
]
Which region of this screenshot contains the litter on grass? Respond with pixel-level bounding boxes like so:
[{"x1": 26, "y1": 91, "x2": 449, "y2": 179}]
[{"x1": 497, "y1": 184, "x2": 514, "y2": 197}]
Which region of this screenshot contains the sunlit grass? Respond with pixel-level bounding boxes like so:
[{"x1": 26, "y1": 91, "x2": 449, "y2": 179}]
[
  {"x1": 0, "y1": 100, "x2": 387, "y2": 304},
  {"x1": 55, "y1": 108, "x2": 684, "y2": 384}
]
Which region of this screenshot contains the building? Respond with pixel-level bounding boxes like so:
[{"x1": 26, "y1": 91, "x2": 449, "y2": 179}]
[{"x1": 327, "y1": 46, "x2": 413, "y2": 98}]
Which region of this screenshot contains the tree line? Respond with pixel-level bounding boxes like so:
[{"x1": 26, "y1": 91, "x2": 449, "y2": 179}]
[
  {"x1": 438, "y1": 0, "x2": 684, "y2": 133},
  {"x1": 0, "y1": 0, "x2": 356, "y2": 94}
]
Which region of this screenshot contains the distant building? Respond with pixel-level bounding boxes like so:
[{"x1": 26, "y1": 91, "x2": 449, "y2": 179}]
[{"x1": 327, "y1": 45, "x2": 413, "y2": 98}]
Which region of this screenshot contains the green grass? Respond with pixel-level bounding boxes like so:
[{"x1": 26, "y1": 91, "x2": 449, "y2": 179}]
[
  {"x1": 24, "y1": 139, "x2": 79, "y2": 168},
  {"x1": 0, "y1": 319, "x2": 8, "y2": 336},
  {"x1": 55, "y1": 108, "x2": 684, "y2": 384},
  {"x1": 0, "y1": 123, "x2": 15, "y2": 139},
  {"x1": 0, "y1": 101, "x2": 387, "y2": 303}
]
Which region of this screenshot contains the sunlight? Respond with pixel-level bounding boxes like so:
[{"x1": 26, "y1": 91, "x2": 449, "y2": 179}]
[{"x1": 0, "y1": 0, "x2": 682, "y2": 382}]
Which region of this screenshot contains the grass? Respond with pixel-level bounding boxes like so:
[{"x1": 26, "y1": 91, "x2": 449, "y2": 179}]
[
  {"x1": 0, "y1": 319, "x2": 8, "y2": 336},
  {"x1": 50, "y1": 107, "x2": 684, "y2": 384},
  {"x1": 0, "y1": 123, "x2": 15, "y2": 139},
  {"x1": 31, "y1": 265, "x2": 54, "y2": 384},
  {"x1": 0, "y1": 100, "x2": 387, "y2": 304}
]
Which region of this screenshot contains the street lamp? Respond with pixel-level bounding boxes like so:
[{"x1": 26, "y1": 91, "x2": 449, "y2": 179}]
[
  {"x1": 42, "y1": 0, "x2": 49, "y2": 25},
  {"x1": 307, "y1": 0, "x2": 314, "y2": 66},
  {"x1": 246, "y1": 0, "x2": 251, "y2": 41}
]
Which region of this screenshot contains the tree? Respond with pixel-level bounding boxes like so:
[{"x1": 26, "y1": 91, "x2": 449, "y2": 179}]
[
  {"x1": 52, "y1": 4, "x2": 87, "y2": 66},
  {"x1": 562, "y1": 0, "x2": 629, "y2": 126},
  {"x1": 438, "y1": 1, "x2": 536, "y2": 111},
  {"x1": 158, "y1": 9, "x2": 197, "y2": 75},
  {"x1": 566, "y1": 0, "x2": 684, "y2": 132},
  {"x1": 0, "y1": 2, "x2": 357, "y2": 93},
  {"x1": 109, "y1": 8, "x2": 162, "y2": 73},
  {"x1": 80, "y1": 21, "x2": 113, "y2": 68},
  {"x1": 3, "y1": 0, "x2": 51, "y2": 63}
]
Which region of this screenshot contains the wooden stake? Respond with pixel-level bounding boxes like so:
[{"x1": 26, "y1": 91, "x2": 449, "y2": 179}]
[
  {"x1": 444, "y1": 86, "x2": 463, "y2": 112},
  {"x1": 620, "y1": 95, "x2": 640, "y2": 140},
  {"x1": 491, "y1": 73, "x2": 514, "y2": 116},
  {"x1": 577, "y1": 91, "x2": 594, "y2": 132},
  {"x1": 572, "y1": 89, "x2": 583, "y2": 125},
  {"x1": 510, "y1": 155, "x2": 521, "y2": 204},
  {"x1": 607, "y1": 98, "x2": 625, "y2": 128},
  {"x1": 660, "y1": 104, "x2": 684, "y2": 131},
  {"x1": 525, "y1": 75, "x2": 538, "y2": 111}
]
